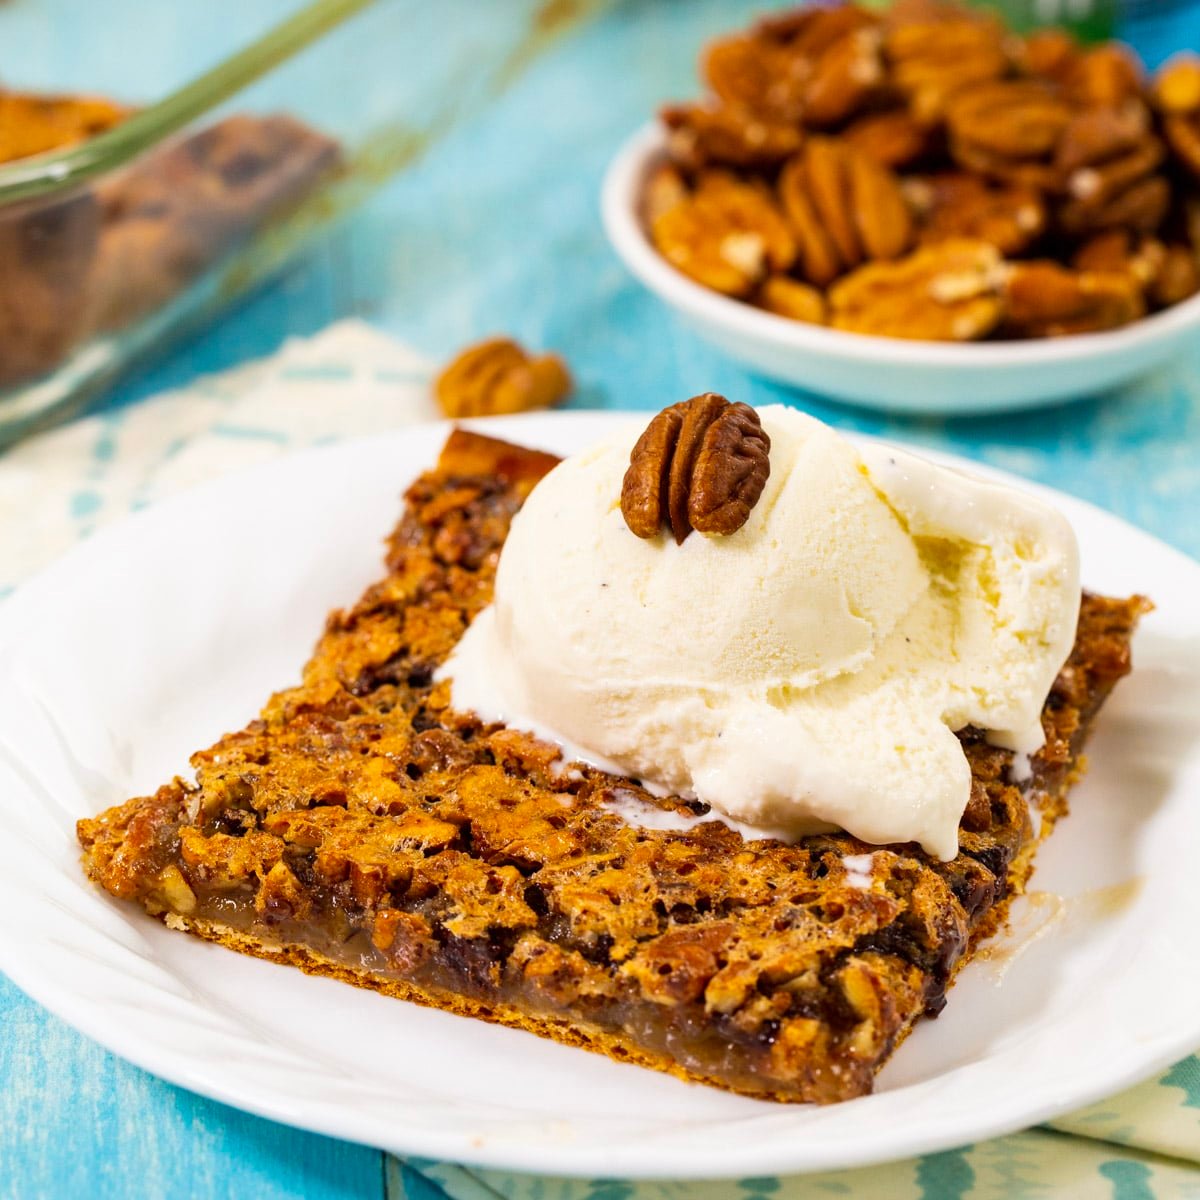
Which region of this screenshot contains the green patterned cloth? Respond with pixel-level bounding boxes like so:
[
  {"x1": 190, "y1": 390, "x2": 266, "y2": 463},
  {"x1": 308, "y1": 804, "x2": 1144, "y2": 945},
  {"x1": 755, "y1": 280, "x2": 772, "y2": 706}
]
[{"x1": 394, "y1": 1064, "x2": 1200, "y2": 1197}]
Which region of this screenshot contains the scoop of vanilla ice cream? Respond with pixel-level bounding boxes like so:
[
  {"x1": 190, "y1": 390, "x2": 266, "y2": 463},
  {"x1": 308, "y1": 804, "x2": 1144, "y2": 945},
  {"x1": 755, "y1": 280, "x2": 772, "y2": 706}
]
[{"x1": 442, "y1": 406, "x2": 1079, "y2": 860}]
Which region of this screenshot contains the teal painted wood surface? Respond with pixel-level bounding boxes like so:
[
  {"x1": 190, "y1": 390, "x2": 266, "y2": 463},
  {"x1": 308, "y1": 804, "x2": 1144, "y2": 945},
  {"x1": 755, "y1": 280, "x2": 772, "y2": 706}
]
[{"x1": 2, "y1": 3, "x2": 1199, "y2": 1198}]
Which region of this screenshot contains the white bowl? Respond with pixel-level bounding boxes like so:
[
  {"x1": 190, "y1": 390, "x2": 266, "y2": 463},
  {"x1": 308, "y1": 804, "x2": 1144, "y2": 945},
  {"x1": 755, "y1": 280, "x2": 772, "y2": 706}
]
[{"x1": 602, "y1": 123, "x2": 1200, "y2": 416}]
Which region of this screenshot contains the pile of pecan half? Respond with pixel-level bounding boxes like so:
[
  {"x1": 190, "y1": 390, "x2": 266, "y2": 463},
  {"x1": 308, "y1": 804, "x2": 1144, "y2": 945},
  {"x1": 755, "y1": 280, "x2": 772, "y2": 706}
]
[{"x1": 645, "y1": 0, "x2": 1200, "y2": 341}]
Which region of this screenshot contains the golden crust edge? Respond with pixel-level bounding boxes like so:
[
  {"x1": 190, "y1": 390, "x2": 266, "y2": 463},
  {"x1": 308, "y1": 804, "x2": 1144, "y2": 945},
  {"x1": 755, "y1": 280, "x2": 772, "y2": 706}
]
[{"x1": 170, "y1": 915, "x2": 830, "y2": 1104}]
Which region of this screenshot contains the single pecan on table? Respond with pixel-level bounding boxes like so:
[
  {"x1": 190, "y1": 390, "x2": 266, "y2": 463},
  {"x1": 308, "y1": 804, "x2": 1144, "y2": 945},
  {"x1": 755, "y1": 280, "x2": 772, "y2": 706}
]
[
  {"x1": 621, "y1": 393, "x2": 771, "y2": 544},
  {"x1": 434, "y1": 338, "x2": 572, "y2": 419}
]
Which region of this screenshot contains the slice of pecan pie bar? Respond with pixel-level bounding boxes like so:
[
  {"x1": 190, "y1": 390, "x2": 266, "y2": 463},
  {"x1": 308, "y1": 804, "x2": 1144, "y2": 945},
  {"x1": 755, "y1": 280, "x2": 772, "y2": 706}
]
[{"x1": 78, "y1": 429, "x2": 1146, "y2": 1103}]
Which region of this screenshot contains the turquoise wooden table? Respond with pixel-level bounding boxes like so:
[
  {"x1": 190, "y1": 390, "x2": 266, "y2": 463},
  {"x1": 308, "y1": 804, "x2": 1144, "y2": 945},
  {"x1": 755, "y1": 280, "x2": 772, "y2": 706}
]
[{"x1": 2, "y1": 3, "x2": 1199, "y2": 1197}]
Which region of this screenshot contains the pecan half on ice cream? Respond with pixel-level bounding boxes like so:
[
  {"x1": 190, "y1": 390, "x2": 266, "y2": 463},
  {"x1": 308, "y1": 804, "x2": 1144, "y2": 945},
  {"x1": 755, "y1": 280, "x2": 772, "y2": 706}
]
[{"x1": 621, "y1": 393, "x2": 771, "y2": 544}]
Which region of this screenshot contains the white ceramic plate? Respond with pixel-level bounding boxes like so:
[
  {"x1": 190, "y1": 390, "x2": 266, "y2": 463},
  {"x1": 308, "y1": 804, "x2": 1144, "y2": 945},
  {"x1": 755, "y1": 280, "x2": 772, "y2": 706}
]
[
  {"x1": 1, "y1": 411, "x2": 1198, "y2": 1180},
  {"x1": 602, "y1": 125, "x2": 1200, "y2": 415}
]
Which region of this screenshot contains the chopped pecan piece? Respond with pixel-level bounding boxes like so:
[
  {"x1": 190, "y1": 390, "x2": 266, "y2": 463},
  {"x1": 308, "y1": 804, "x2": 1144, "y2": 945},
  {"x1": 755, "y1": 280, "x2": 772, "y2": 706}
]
[
  {"x1": 661, "y1": 101, "x2": 803, "y2": 171},
  {"x1": 621, "y1": 393, "x2": 771, "y2": 544},
  {"x1": 434, "y1": 338, "x2": 571, "y2": 419},
  {"x1": 1000, "y1": 261, "x2": 1145, "y2": 337},
  {"x1": 906, "y1": 172, "x2": 1045, "y2": 256},
  {"x1": 828, "y1": 239, "x2": 1004, "y2": 341},
  {"x1": 651, "y1": 171, "x2": 796, "y2": 295},
  {"x1": 779, "y1": 138, "x2": 912, "y2": 286},
  {"x1": 639, "y1": 160, "x2": 688, "y2": 226},
  {"x1": 758, "y1": 275, "x2": 826, "y2": 324}
]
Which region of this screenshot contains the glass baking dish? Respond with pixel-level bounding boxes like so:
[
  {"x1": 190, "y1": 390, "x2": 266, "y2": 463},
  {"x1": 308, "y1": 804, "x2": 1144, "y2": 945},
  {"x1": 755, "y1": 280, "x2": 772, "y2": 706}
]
[{"x1": 0, "y1": 0, "x2": 604, "y2": 449}]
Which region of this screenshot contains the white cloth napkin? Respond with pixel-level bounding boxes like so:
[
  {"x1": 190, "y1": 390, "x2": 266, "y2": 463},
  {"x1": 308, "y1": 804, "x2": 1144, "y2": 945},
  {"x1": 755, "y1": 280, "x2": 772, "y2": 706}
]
[{"x1": 0, "y1": 319, "x2": 436, "y2": 597}]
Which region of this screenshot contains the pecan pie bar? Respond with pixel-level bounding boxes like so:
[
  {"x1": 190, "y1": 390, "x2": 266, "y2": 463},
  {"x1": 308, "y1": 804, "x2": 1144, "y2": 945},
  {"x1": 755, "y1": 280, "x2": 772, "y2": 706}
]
[{"x1": 78, "y1": 430, "x2": 1145, "y2": 1103}]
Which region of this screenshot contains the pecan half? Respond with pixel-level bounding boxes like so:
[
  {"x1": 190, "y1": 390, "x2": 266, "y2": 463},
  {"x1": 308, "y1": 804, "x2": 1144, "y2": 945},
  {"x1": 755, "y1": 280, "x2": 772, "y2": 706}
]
[
  {"x1": 661, "y1": 102, "x2": 803, "y2": 171},
  {"x1": 434, "y1": 338, "x2": 571, "y2": 419},
  {"x1": 1063, "y1": 44, "x2": 1142, "y2": 109},
  {"x1": 885, "y1": 16, "x2": 1011, "y2": 126},
  {"x1": 842, "y1": 108, "x2": 937, "y2": 169},
  {"x1": 801, "y1": 27, "x2": 885, "y2": 128},
  {"x1": 1072, "y1": 229, "x2": 1165, "y2": 289},
  {"x1": 779, "y1": 138, "x2": 912, "y2": 286},
  {"x1": 703, "y1": 33, "x2": 810, "y2": 123},
  {"x1": 1017, "y1": 28, "x2": 1081, "y2": 84},
  {"x1": 1153, "y1": 56, "x2": 1200, "y2": 179},
  {"x1": 758, "y1": 275, "x2": 827, "y2": 324},
  {"x1": 1059, "y1": 173, "x2": 1170, "y2": 237},
  {"x1": 1088, "y1": 231, "x2": 1200, "y2": 309},
  {"x1": 651, "y1": 171, "x2": 796, "y2": 295},
  {"x1": 1153, "y1": 54, "x2": 1200, "y2": 116},
  {"x1": 1054, "y1": 104, "x2": 1166, "y2": 235},
  {"x1": 1152, "y1": 245, "x2": 1200, "y2": 308},
  {"x1": 905, "y1": 172, "x2": 1046, "y2": 256},
  {"x1": 621, "y1": 394, "x2": 771, "y2": 544},
  {"x1": 1055, "y1": 101, "x2": 1150, "y2": 176},
  {"x1": 947, "y1": 79, "x2": 1072, "y2": 167},
  {"x1": 1000, "y1": 261, "x2": 1144, "y2": 337},
  {"x1": 755, "y1": 4, "x2": 878, "y2": 56},
  {"x1": 828, "y1": 239, "x2": 1004, "y2": 341}
]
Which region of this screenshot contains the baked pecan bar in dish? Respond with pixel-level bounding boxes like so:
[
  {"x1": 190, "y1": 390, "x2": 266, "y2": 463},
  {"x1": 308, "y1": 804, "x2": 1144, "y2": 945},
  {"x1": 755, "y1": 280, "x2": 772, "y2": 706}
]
[{"x1": 79, "y1": 429, "x2": 1145, "y2": 1103}]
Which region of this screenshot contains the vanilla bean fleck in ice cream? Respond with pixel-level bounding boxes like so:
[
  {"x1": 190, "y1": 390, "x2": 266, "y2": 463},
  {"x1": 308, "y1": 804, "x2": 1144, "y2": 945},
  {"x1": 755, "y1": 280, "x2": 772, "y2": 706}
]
[{"x1": 440, "y1": 405, "x2": 1080, "y2": 860}]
